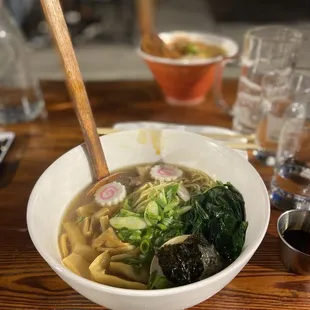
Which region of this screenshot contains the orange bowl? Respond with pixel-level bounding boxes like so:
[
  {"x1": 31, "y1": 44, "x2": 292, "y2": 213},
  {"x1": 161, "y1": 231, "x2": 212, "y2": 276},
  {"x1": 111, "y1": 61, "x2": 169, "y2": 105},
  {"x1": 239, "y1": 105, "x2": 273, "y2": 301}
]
[{"x1": 138, "y1": 31, "x2": 238, "y2": 106}]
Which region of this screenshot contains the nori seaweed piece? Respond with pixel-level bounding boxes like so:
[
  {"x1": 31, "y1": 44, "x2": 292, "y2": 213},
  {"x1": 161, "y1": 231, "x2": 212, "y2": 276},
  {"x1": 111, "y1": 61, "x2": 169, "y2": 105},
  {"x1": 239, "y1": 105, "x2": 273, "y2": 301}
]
[{"x1": 156, "y1": 234, "x2": 224, "y2": 286}]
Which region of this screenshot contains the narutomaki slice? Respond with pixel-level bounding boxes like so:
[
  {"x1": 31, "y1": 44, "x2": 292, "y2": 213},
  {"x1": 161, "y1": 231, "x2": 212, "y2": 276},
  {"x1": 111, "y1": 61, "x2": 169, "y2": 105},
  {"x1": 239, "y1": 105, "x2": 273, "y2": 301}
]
[
  {"x1": 95, "y1": 182, "x2": 126, "y2": 207},
  {"x1": 150, "y1": 164, "x2": 183, "y2": 182}
]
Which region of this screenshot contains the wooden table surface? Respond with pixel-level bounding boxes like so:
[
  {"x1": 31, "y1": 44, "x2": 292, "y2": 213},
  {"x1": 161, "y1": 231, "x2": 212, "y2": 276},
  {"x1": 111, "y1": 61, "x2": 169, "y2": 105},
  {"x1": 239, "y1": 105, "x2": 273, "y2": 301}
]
[{"x1": 1, "y1": 79, "x2": 309, "y2": 310}]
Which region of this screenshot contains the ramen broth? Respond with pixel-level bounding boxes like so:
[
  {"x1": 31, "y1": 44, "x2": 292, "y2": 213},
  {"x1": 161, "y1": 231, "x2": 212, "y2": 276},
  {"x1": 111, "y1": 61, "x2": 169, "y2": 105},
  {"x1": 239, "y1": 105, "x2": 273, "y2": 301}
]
[
  {"x1": 59, "y1": 163, "x2": 247, "y2": 290},
  {"x1": 141, "y1": 34, "x2": 228, "y2": 59},
  {"x1": 168, "y1": 37, "x2": 227, "y2": 59}
]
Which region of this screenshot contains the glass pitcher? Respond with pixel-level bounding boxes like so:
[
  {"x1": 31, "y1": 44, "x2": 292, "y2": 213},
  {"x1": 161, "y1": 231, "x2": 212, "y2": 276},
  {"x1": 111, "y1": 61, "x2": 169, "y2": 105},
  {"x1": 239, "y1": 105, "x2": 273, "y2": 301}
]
[
  {"x1": 0, "y1": 4, "x2": 45, "y2": 124},
  {"x1": 232, "y1": 26, "x2": 303, "y2": 134}
]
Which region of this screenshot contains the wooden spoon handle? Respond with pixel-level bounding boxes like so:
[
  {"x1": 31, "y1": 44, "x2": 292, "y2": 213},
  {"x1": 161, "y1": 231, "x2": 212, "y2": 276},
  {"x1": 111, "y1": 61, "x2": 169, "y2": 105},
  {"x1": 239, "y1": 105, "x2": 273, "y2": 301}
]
[
  {"x1": 135, "y1": 0, "x2": 180, "y2": 59},
  {"x1": 136, "y1": 0, "x2": 155, "y2": 34},
  {"x1": 40, "y1": 0, "x2": 109, "y2": 181}
]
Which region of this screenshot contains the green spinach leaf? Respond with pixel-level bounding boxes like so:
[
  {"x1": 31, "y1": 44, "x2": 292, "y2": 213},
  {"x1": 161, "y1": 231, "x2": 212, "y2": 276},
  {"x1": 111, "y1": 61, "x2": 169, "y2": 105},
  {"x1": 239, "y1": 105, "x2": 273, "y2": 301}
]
[{"x1": 182, "y1": 182, "x2": 247, "y2": 262}]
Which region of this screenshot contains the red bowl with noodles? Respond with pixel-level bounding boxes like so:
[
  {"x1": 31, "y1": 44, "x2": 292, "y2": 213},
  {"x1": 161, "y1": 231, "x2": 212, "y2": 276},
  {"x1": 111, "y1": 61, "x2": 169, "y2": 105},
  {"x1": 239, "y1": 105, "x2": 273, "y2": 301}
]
[{"x1": 137, "y1": 31, "x2": 238, "y2": 107}]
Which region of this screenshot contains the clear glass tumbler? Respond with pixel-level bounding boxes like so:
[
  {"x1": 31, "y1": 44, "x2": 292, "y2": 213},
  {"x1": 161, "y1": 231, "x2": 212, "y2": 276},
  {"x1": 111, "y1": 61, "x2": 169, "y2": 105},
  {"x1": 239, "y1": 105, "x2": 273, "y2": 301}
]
[
  {"x1": 270, "y1": 104, "x2": 310, "y2": 211},
  {"x1": 232, "y1": 26, "x2": 303, "y2": 134},
  {"x1": 0, "y1": 5, "x2": 45, "y2": 124},
  {"x1": 254, "y1": 72, "x2": 310, "y2": 166}
]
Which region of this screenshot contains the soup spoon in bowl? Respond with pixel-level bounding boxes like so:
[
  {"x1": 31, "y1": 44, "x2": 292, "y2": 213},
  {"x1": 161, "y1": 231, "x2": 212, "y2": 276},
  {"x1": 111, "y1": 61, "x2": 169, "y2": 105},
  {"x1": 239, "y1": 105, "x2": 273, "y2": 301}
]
[{"x1": 41, "y1": 0, "x2": 128, "y2": 197}]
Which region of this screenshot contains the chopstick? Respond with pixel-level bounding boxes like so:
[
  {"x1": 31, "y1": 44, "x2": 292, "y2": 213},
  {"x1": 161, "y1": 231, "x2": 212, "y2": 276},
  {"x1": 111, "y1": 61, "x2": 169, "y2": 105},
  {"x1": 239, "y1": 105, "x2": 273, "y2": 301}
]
[{"x1": 96, "y1": 127, "x2": 255, "y2": 142}]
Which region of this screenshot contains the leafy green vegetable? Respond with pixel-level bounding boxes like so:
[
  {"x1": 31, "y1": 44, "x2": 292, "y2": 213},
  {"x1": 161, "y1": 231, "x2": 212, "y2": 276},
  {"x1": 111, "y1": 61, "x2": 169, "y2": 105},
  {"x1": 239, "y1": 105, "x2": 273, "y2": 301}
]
[
  {"x1": 144, "y1": 201, "x2": 160, "y2": 226},
  {"x1": 204, "y1": 182, "x2": 245, "y2": 222},
  {"x1": 165, "y1": 184, "x2": 179, "y2": 202},
  {"x1": 176, "y1": 205, "x2": 192, "y2": 215},
  {"x1": 153, "y1": 220, "x2": 184, "y2": 249},
  {"x1": 76, "y1": 216, "x2": 85, "y2": 223},
  {"x1": 140, "y1": 228, "x2": 153, "y2": 254},
  {"x1": 122, "y1": 198, "x2": 132, "y2": 210},
  {"x1": 110, "y1": 216, "x2": 147, "y2": 230},
  {"x1": 184, "y1": 43, "x2": 199, "y2": 55},
  {"x1": 185, "y1": 199, "x2": 209, "y2": 235},
  {"x1": 155, "y1": 189, "x2": 168, "y2": 208},
  {"x1": 148, "y1": 271, "x2": 173, "y2": 290},
  {"x1": 183, "y1": 182, "x2": 247, "y2": 262},
  {"x1": 113, "y1": 181, "x2": 189, "y2": 267},
  {"x1": 117, "y1": 229, "x2": 142, "y2": 245},
  {"x1": 164, "y1": 196, "x2": 180, "y2": 212},
  {"x1": 118, "y1": 209, "x2": 141, "y2": 218}
]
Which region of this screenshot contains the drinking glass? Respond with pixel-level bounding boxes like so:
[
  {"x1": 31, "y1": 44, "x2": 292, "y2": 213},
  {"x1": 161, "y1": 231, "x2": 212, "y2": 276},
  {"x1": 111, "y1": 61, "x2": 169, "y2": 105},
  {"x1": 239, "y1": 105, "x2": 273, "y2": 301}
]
[
  {"x1": 270, "y1": 103, "x2": 310, "y2": 211},
  {"x1": 232, "y1": 26, "x2": 303, "y2": 134},
  {"x1": 254, "y1": 72, "x2": 310, "y2": 166},
  {"x1": 0, "y1": 5, "x2": 45, "y2": 124}
]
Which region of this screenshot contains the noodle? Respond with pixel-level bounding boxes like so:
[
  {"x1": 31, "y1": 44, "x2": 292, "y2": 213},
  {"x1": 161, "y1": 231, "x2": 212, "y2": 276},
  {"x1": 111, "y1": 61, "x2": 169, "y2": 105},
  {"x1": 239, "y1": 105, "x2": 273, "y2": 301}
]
[{"x1": 59, "y1": 164, "x2": 220, "y2": 290}]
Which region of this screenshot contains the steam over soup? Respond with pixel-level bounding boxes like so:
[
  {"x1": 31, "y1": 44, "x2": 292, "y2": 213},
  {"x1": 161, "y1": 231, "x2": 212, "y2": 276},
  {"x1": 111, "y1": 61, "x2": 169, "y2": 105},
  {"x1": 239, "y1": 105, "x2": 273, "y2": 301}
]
[{"x1": 59, "y1": 164, "x2": 247, "y2": 290}]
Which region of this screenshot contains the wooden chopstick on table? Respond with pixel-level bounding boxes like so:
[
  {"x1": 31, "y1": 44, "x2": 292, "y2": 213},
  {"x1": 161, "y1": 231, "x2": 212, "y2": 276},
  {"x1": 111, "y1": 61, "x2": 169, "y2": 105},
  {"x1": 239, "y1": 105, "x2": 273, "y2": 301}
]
[{"x1": 96, "y1": 127, "x2": 258, "y2": 150}]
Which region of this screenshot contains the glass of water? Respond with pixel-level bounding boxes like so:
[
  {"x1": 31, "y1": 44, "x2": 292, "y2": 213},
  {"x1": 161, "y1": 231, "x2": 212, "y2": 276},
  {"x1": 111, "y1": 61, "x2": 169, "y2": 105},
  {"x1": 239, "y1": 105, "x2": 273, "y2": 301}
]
[
  {"x1": 232, "y1": 26, "x2": 303, "y2": 134},
  {"x1": 270, "y1": 103, "x2": 310, "y2": 211},
  {"x1": 0, "y1": 5, "x2": 45, "y2": 124},
  {"x1": 254, "y1": 71, "x2": 310, "y2": 166}
]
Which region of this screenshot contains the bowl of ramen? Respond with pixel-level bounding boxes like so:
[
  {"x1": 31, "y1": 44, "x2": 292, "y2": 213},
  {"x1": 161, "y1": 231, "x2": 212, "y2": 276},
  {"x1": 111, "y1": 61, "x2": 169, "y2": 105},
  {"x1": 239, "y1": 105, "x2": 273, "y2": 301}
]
[
  {"x1": 138, "y1": 31, "x2": 238, "y2": 106},
  {"x1": 27, "y1": 129, "x2": 269, "y2": 310}
]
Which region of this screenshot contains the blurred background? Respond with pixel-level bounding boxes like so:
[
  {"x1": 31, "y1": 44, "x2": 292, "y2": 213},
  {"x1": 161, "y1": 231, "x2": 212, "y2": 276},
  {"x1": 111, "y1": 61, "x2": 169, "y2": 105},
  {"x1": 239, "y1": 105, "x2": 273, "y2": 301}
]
[{"x1": 4, "y1": 0, "x2": 310, "y2": 80}]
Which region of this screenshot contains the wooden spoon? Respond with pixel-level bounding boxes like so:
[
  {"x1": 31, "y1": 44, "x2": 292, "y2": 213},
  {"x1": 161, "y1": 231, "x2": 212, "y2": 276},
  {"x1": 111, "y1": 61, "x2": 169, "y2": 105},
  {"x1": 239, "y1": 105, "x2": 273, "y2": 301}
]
[
  {"x1": 136, "y1": 0, "x2": 180, "y2": 58},
  {"x1": 40, "y1": 0, "x2": 126, "y2": 197}
]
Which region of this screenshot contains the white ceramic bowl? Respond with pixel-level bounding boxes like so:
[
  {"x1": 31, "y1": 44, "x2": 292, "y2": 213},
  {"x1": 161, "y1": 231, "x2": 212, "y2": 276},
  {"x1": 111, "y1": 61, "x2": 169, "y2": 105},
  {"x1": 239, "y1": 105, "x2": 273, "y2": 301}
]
[{"x1": 27, "y1": 130, "x2": 270, "y2": 310}]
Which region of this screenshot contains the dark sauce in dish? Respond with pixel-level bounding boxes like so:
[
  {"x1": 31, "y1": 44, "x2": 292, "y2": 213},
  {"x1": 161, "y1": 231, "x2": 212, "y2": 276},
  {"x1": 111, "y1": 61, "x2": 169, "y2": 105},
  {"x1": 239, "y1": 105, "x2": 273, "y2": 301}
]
[{"x1": 282, "y1": 229, "x2": 310, "y2": 255}]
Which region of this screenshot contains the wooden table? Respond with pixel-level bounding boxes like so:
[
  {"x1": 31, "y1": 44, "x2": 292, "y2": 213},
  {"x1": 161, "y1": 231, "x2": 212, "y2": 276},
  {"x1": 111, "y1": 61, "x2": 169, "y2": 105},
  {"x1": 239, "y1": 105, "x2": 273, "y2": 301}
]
[{"x1": 1, "y1": 80, "x2": 309, "y2": 310}]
